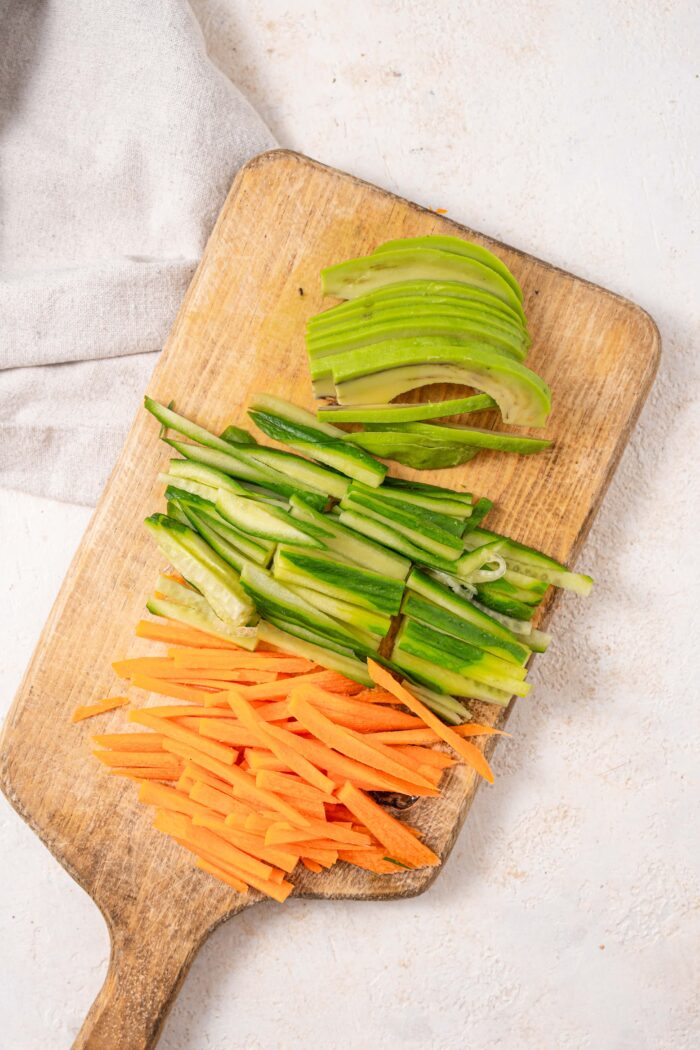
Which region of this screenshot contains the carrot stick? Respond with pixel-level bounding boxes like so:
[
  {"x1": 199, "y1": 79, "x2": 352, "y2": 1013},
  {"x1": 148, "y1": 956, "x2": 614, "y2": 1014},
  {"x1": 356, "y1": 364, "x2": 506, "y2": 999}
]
[
  {"x1": 176, "y1": 773, "x2": 196, "y2": 792},
  {"x1": 198, "y1": 721, "x2": 261, "y2": 748},
  {"x1": 367, "y1": 660, "x2": 495, "y2": 784},
  {"x1": 135, "y1": 619, "x2": 240, "y2": 650},
  {"x1": 288, "y1": 693, "x2": 435, "y2": 791},
  {"x1": 183, "y1": 761, "x2": 238, "y2": 794},
  {"x1": 393, "y1": 746, "x2": 455, "y2": 769},
  {"x1": 227, "y1": 691, "x2": 336, "y2": 796},
  {"x1": 191, "y1": 814, "x2": 299, "y2": 874},
  {"x1": 130, "y1": 675, "x2": 222, "y2": 703},
  {"x1": 142, "y1": 705, "x2": 235, "y2": 719},
  {"x1": 129, "y1": 710, "x2": 237, "y2": 766},
  {"x1": 245, "y1": 750, "x2": 289, "y2": 773},
  {"x1": 196, "y1": 857, "x2": 293, "y2": 903},
  {"x1": 337, "y1": 782, "x2": 440, "y2": 869},
  {"x1": 195, "y1": 857, "x2": 249, "y2": 893},
  {"x1": 366, "y1": 724, "x2": 510, "y2": 745},
  {"x1": 113, "y1": 657, "x2": 182, "y2": 679},
  {"x1": 276, "y1": 796, "x2": 327, "y2": 821},
  {"x1": 190, "y1": 781, "x2": 251, "y2": 819},
  {"x1": 153, "y1": 810, "x2": 276, "y2": 882},
  {"x1": 169, "y1": 649, "x2": 316, "y2": 672},
  {"x1": 300, "y1": 687, "x2": 423, "y2": 731},
  {"x1": 138, "y1": 781, "x2": 211, "y2": 819},
  {"x1": 348, "y1": 688, "x2": 403, "y2": 704},
  {"x1": 92, "y1": 733, "x2": 165, "y2": 751},
  {"x1": 110, "y1": 766, "x2": 182, "y2": 781},
  {"x1": 237, "y1": 670, "x2": 364, "y2": 701},
  {"x1": 337, "y1": 850, "x2": 408, "y2": 874},
  {"x1": 301, "y1": 858, "x2": 324, "y2": 874},
  {"x1": 93, "y1": 750, "x2": 177, "y2": 769},
  {"x1": 254, "y1": 770, "x2": 337, "y2": 806},
  {"x1": 264, "y1": 821, "x2": 372, "y2": 847},
  {"x1": 71, "y1": 697, "x2": 129, "y2": 723}
]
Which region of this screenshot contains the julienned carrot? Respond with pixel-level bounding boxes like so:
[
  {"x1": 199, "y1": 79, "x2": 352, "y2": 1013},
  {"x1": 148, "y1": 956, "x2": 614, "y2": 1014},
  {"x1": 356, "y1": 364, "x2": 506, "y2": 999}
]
[
  {"x1": 366, "y1": 724, "x2": 509, "y2": 745},
  {"x1": 198, "y1": 720, "x2": 260, "y2": 748},
  {"x1": 154, "y1": 810, "x2": 276, "y2": 882},
  {"x1": 336, "y1": 850, "x2": 407, "y2": 874},
  {"x1": 143, "y1": 705, "x2": 235, "y2": 719},
  {"x1": 195, "y1": 857, "x2": 249, "y2": 894},
  {"x1": 261, "y1": 728, "x2": 440, "y2": 797},
  {"x1": 288, "y1": 692, "x2": 435, "y2": 792},
  {"x1": 110, "y1": 766, "x2": 182, "y2": 781},
  {"x1": 136, "y1": 620, "x2": 239, "y2": 650},
  {"x1": 238, "y1": 670, "x2": 365, "y2": 701},
  {"x1": 130, "y1": 675, "x2": 222, "y2": 703},
  {"x1": 92, "y1": 733, "x2": 165, "y2": 751},
  {"x1": 189, "y1": 781, "x2": 251, "y2": 819},
  {"x1": 196, "y1": 857, "x2": 293, "y2": 903},
  {"x1": 301, "y1": 858, "x2": 324, "y2": 874},
  {"x1": 191, "y1": 813, "x2": 298, "y2": 873},
  {"x1": 394, "y1": 745, "x2": 455, "y2": 769},
  {"x1": 245, "y1": 750, "x2": 289, "y2": 773},
  {"x1": 129, "y1": 710, "x2": 237, "y2": 766},
  {"x1": 168, "y1": 649, "x2": 316, "y2": 673},
  {"x1": 113, "y1": 657, "x2": 185, "y2": 679},
  {"x1": 227, "y1": 691, "x2": 336, "y2": 796},
  {"x1": 254, "y1": 769, "x2": 337, "y2": 806},
  {"x1": 264, "y1": 820, "x2": 372, "y2": 848},
  {"x1": 71, "y1": 697, "x2": 129, "y2": 723},
  {"x1": 94, "y1": 750, "x2": 177, "y2": 769},
  {"x1": 337, "y1": 782, "x2": 440, "y2": 869},
  {"x1": 138, "y1": 781, "x2": 208, "y2": 819},
  {"x1": 367, "y1": 660, "x2": 495, "y2": 784},
  {"x1": 301, "y1": 689, "x2": 425, "y2": 732}
]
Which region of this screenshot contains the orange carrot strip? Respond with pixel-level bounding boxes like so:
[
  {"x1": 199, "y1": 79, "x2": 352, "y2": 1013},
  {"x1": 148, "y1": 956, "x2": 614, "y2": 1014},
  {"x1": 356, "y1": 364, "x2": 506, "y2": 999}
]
[
  {"x1": 136, "y1": 619, "x2": 239, "y2": 649},
  {"x1": 154, "y1": 810, "x2": 276, "y2": 882},
  {"x1": 301, "y1": 687, "x2": 423, "y2": 731},
  {"x1": 138, "y1": 781, "x2": 211, "y2": 819},
  {"x1": 143, "y1": 705, "x2": 234, "y2": 719},
  {"x1": 227, "y1": 691, "x2": 336, "y2": 795},
  {"x1": 195, "y1": 857, "x2": 292, "y2": 903},
  {"x1": 113, "y1": 657, "x2": 182, "y2": 679},
  {"x1": 277, "y1": 796, "x2": 326, "y2": 821},
  {"x1": 245, "y1": 750, "x2": 289, "y2": 773},
  {"x1": 255, "y1": 769, "x2": 337, "y2": 806},
  {"x1": 166, "y1": 748, "x2": 310, "y2": 827},
  {"x1": 93, "y1": 750, "x2": 176, "y2": 769},
  {"x1": 264, "y1": 821, "x2": 371, "y2": 848},
  {"x1": 367, "y1": 724, "x2": 510, "y2": 745},
  {"x1": 194, "y1": 857, "x2": 249, "y2": 893},
  {"x1": 260, "y1": 728, "x2": 439, "y2": 797},
  {"x1": 129, "y1": 710, "x2": 237, "y2": 766},
  {"x1": 183, "y1": 761, "x2": 238, "y2": 794},
  {"x1": 337, "y1": 782, "x2": 440, "y2": 869},
  {"x1": 367, "y1": 660, "x2": 495, "y2": 784},
  {"x1": 198, "y1": 721, "x2": 261, "y2": 748},
  {"x1": 237, "y1": 670, "x2": 364, "y2": 701},
  {"x1": 301, "y1": 858, "x2": 324, "y2": 874},
  {"x1": 92, "y1": 732, "x2": 164, "y2": 751},
  {"x1": 130, "y1": 675, "x2": 222, "y2": 703},
  {"x1": 169, "y1": 649, "x2": 315, "y2": 672},
  {"x1": 346, "y1": 688, "x2": 403, "y2": 705},
  {"x1": 110, "y1": 766, "x2": 182, "y2": 781},
  {"x1": 337, "y1": 850, "x2": 408, "y2": 874},
  {"x1": 393, "y1": 746, "x2": 455, "y2": 769},
  {"x1": 191, "y1": 814, "x2": 298, "y2": 873},
  {"x1": 288, "y1": 692, "x2": 435, "y2": 791},
  {"x1": 190, "y1": 781, "x2": 251, "y2": 819},
  {"x1": 71, "y1": 697, "x2": 129, "y2": 723}
]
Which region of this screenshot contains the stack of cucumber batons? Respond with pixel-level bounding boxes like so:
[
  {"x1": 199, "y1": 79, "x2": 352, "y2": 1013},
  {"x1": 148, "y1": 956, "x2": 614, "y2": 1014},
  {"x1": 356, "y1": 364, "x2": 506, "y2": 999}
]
[
  {"x1": 308, "y1": 235, "x2": 552, "y2": 469},
  {"x1": 144, "y1": 393, "x2": 592, "y2": 726}
]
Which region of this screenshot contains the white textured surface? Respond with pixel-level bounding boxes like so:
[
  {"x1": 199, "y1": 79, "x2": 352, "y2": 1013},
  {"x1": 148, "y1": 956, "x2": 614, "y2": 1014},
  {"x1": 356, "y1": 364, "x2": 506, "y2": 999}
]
[{"x1": 2, "y1": 2, "x2": 699, "y2": 1047}]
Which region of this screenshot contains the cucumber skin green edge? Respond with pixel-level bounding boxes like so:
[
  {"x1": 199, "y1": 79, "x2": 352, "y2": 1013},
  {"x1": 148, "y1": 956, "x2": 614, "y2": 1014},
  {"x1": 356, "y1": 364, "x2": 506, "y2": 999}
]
[{"x1": 316, "y1": 394, "x2": 497, "y2": 424}]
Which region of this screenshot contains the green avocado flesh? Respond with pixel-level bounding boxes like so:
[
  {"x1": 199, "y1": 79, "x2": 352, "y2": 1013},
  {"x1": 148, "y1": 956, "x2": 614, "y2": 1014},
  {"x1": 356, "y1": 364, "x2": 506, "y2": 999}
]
[
  {"x1": 325, "y1": 340, "x2": 551, "y2": 426},
  {"x1": 316, "y1": 394, "x2": 497, "y2": 424},
  {"x1": 357, "y1": 422, "x2": 552, "y2": 455},
  {"x1": 321, "y1": 248, "x2": 525, "y2": 320},
  {"x1": 307, "y1": 313, "x2": 528, "y2": 362},
  {"x1": 312, "y1": 280, "x2": 524, "y2": 327},
  {"x1": 342, "y1": 432, "x2": 481, "y2": 469},
  {"x1": 309, "y1": 298, "x2": 527, "y2": 342},
  {"x1": 372, "y1": 236, "x2": 524, "y2": 302}
]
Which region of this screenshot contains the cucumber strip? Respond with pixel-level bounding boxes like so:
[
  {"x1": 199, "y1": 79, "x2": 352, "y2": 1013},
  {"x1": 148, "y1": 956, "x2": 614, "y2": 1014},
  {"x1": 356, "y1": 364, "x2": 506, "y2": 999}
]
[
  {"x1": 348, "y1": 482, "x2": 465, "y2": 537},
  {"x1": 241, "y1": 445, "x2": 348, "y2": 500},
  {"x1": 468, "y1": 604, "x2": 550, "y2": 653},
  {"x1": 144, "y1": 396, "x2": 240, "y2": 454},
  {"x1": 372, "y1": 236, "x2": 524, "y2": 302},
  {"x1": 408, "y1": 684, "x2": 470, "y2": 725},
  {"x1": 307, "y1": 314, "x2": 528, "y2": 362},
  {"x1": 502, "y1": 569, "x2": 549, "y2": 599},
  {"x1": 461, "y1": 497, "x2": 493, "y2": 533},
  {"x1": 401, "y1": 592, "x2": 529, "y2": 667},
  {"x1": 164, "y1": 437, "x2": 325, "y2": 506},
  {"x1": 311, "y1": 280, "x2": 524, "y2": 327},
  {"x1": 364, "y1": 486, "x2": 475, "y2": 520},
  {"x1": 159, "y1": 475, "x2": 216, "y2": 503},
  {"x1": 263, "y1": 616, "x2": 368, "y2": 656},
  {"x1": 337, "y1": 509, "x2": 455, "y2": 572},
  {"x1": 177, "y1": 503, "x2": 250, "y2": 573},
  {"x1": 219, "y1": 424, "x2": 258, "y2": 445},
  {"x1": 399, "y1": 619, "x2": 530, "y2": 696},
  {"x1": 379, "y1": 422, "x2": 551, "y2": 454},
  {"x1": 455, "y1": 540, "x2": 506, "y2": 581},
  {"x1": 383, "y1": 477, "x2": 473, "y2": 502},
  {"x1": 248, "y1": 394, "x2": 345, "y2": 438},
  {"x1": 240, "y1": 563, "x2": 367, "y2": 651},
  {"x1": 287, "y1": 582, "x2": 392, "y2": 637},
  {"x1": 316, "y1": 394, "x2": 496, "y2": 424},
  {"x1": 288, "y1": 495, "x2": 410, "y2": 580},
  {"x1": 146, "y1": 596, "x2": 258, "y2": 650},
  {"x1": 215, "y1": 492, "x2": 325, "y2": 548},
  {"x1": 463, "y1": 529, "x2": 594, "y2": 595},
  {"x1": 249, "y1": 409, "x2": 386, "y2": 488},
  {"x1": 406, "y1": 569, "x2": 529, "y2": 650},
  {"x1": 321, "y1": 247, "x2": 524, "y2": 318},
  {"x1": 329, "y1": 342, "x2": 551, "y2": 427},
  {"x1": 195, "y1": 510, "x2": 274, "y2": 565},
  {"x1": 256, "y1": 621, "x2": 372, "y2": 686},
  {"x1": 340, "y1": 490, "x2": 463, "y2": 561},
  {"x1": 390, "y1": 647, "x2": 513, "y2": 706},
  {"x1": 474, "y1": 581, "x2": 536, "y2": 621},
  {"x1": 144, "y1": 514, "x2": 254, "y2": 628},
  {"x1": 167, "y1": 458, "x2": 251, "y2": 496},
  {"x1": 523, "y1": 628, "x2": 552, "y2": 653},
  {"x1": 272, "y1": 545, "x2": 405, "y2": 617},
  {"x1": 166, "y1": 500, "x2": 190, "y2": 525}
]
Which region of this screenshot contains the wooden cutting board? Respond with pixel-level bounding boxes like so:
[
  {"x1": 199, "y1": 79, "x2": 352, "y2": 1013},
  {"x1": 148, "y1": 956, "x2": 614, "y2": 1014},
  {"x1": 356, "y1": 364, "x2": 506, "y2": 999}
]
[{"x1": 0, "y1": 151, "x2": 659, "y2": 1049}]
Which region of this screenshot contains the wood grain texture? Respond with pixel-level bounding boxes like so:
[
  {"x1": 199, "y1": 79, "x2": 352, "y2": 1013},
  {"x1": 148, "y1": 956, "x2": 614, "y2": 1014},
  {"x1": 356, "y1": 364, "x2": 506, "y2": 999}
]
[{"x1": 0, "y1": 150, "x2": 659, "y2": 1048}]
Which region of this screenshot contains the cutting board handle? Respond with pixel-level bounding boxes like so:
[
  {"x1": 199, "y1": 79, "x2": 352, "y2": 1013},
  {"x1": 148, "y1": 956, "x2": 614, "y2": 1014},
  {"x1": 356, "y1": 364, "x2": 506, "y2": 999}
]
[{"x1": 72, "y1": 917, "x2": 207, "y2": 1050}]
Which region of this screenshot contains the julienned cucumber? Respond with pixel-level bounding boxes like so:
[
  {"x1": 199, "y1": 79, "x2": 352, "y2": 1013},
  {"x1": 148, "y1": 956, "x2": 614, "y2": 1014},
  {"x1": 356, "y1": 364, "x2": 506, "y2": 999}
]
[
  {"x1": 146, "y1": 596, "x2": 259, "y2": 650},
  {"x1": 166, "y1": 458, "x2": 251, "y2": 496},
  {"x1": 402, "y1": 591, "x2": 530, "y2": 667},
  {"x1": 337, "y1": 508, "x2": 455, "y2": 572},
  {"x1": 464, "y1": 528, "x2": 594, "y2": 595},
  {"x1": 272, "y1": 545, "x2": 405, "y2": 617},
  {"x1": 286, "y1": 582, "x2": 392, "y2": 637},
  {"x1": 144, "y1": 513, "x2": 254, "y2": 628},
  {"x1": 406, "y1": 569, "x2": 529, "y2": 651},
  {"x1": 215, "y1": 491, "x2": 326, "y2": 548},
  {"x1": 340, "y1": 489, "x2": 463, "y2": 561},
  {"x1": 347, "y1": 482, "x2": 466, "y2": 537},
  {"x1": 256, "y1": 621, "x2": 372, "y2": 686},
  {"x1": 391, "y1": 645, "x2": 513, "y2": 706},
  {"x1": 242, "y1": 444, "x2": 350, "y2": 499},
  {"x1": 316, "y1": 394, "x2": 497, "y2": 425}
]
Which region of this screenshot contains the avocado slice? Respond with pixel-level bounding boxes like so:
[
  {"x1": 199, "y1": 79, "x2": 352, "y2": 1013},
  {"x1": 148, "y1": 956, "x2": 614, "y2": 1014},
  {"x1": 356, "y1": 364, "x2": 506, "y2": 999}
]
[
  {"x1": 326, "y1": 339, "x2": 551, "y2": 426},
  {"x1": 307, "y1": 312, "x2": 528, "y2": 362},
  {"x1": 309, "y1": 297, "x2": 528, "y2": 341},
  {"x1": 355, "y1": 421, "x2": 551, "y2": 454},
  {"x1": 316, "y1": 393, "x2": 497, "y2": 424},
  {"x1": 373, "y1": 235, "x2": 523, "y2": 303},
  {"x1": 339, "y1": 431, "x2": 480, "y2": 469},
  {"x1": 321, "y1": 248, "x2": 525, "y2": 321},
  {"x1": 312, "y1": 279, "x2": 524, "y2": 327}
]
